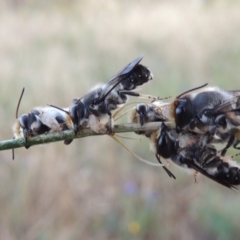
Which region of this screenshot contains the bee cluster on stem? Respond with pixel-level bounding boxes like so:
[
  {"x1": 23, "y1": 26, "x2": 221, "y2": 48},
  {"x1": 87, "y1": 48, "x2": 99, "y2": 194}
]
[
  {"x1": 12, "y1": 56, "x2": 154, "y2": 151},
  {"x1": 130, "y1": 84, "x2": 240, "y2": 190},
  {"x1": 12, "y1": 55, "x2": 240, "y2": 190}
]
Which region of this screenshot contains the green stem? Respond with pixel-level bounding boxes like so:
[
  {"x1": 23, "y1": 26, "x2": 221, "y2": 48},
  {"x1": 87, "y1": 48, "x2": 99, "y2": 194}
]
[{"x1": 0, "y1": 122, "x2": 162, "y2": 151}]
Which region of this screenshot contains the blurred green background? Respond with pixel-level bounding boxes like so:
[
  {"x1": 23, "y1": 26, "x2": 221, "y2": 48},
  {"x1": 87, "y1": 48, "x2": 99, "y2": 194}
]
[{"x1": 1, "y1": 0, "x2": 240, "y2": 239}]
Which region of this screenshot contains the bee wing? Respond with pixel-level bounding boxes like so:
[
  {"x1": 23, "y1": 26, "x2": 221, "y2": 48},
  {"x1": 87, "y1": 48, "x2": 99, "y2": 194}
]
[
  {"x1": 98, "y1": 56, "x2": 143, "y2": 100},
  {"x1": 185, "y1": 159, "x2": 237, "y2": 191},
  {"x1": 107, "y1": 55, "x2": 143, "y2": 85},
  {"x1": 211, "y1": 93, "x2": 240, "y2": 115}
]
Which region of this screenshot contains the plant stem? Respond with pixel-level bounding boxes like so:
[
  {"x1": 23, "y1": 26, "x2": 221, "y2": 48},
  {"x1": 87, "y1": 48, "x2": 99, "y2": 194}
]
[{"x1": 0, "y1": 122, "x2": 162, "y2": 151}]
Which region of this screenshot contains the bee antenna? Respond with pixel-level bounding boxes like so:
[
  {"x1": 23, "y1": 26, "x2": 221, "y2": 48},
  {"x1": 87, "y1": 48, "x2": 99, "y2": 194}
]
[
  {"x1": 176, "y1": 83, "x2": 208, "y2": 99},
  {"x1": 150, "y1": 96, "x2": 171, "y2": 103},
  {"x1": 112, "y1": 101, "x2": 146, "y2": 120},
  {"x1": 16, "y1": 87, "x2": 25, "y2": 119},
  {"x1": 114, "y1": 107, "x2": 136, "y2": 121},
  {"x1": 47, "y1": 104, "x2": 70, "y2": 115}
]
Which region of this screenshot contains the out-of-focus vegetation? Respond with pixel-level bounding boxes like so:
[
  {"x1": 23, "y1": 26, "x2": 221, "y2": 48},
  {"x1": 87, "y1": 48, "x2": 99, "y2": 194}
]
[{"x1": 1, "y1": 0, "x2": 240, "y2": 239}]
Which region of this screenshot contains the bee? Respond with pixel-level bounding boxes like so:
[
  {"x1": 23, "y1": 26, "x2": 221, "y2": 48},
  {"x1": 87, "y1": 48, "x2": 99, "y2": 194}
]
[
  {"x1": 145, "y1": 84, "x2": 240, "y2": 156},
  {"x1": 13, "y1": 88, "x2": 73, "y2": 149},
  {"x1": 68, "y1": 56, "x2": 154, "y2": 135},
  {"x1": 153, "y1": 122, "x2": 240, "y2": 190},
  {"x1": 129, "y1": 101, "x2": 176, "y2": 179},
  {"x1": 171, "y1": 84, "x2": 240, "y2": 136},
  {"x1": 179, "y1": 144, "x2": 240, "y2": 190}
]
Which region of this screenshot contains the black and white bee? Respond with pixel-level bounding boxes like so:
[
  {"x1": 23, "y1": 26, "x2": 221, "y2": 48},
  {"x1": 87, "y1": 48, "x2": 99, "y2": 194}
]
[
  {"x1": 129, "y1": 101, "x2": 176, "y2": 179},
  {"x1": 130, "y1": 98, "x2": 240, "y2": 188},
  {"x1": 13, "y1": 88, "x2": 73, "y2": 149},
  {"x1": 152, "y1": 122, "x2": 240, "y2": 190},
  {"x1": 178, "y1": 144, "x2": 240, "y2": 190},
  {"x1": 138, "y1": 84, "x2": 240, "y2": 156},
  {"x1": 68, "y1": 56, "x2": 154, "y2": 135}
]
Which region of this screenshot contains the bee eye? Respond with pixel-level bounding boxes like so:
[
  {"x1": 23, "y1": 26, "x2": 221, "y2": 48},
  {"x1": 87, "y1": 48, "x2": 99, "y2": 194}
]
[
  {"x1": 203, "y1": 109, "x2": 208, "y2": 115},
  {"x1": 137, "y1": 104, "x2": 147, "y2": 114},
  {"x1": 176, "y1": 106, "x2": 184, "y2": 115}
]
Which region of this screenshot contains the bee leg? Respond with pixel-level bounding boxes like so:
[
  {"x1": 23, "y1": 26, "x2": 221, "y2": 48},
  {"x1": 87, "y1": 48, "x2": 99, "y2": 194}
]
[
  {"x1": 119, "y1": 90, "x2": 159, "y2": 101},
  {"x1": 64, "y1": 139, "x2": 73, "y2": 145},
  {"x1": 167, "y1": 160, "x2": 171, "y2": 168},
  {"x1": 233, "y1": 141, "x2": 240, "y2": 150},
  {"x1": 155, "y1": 154, "x2": 176, "y2": 179},
  {"x1": 194, "y1": 171, "x2": 199, "y2": 183},
  {"x1": 24, "y1": 138, "x2": 31, "y2": 148},
  {"x1": 105, "y1": 107, "x2": 114, "y2": 134},
  {"x1": 189, "y1": 118, "x2": 198, "y2": 131},
  {"x1": 107, "y1": 115, "x2": 113, "y2": 133},
  {"x1": 63, "y1": 124, "x2": 75, "y2": 144},
  {"x1": 139, "y1": 111, "x2": 147, "y2": 126},
  {"x1": 221, "y1": 135, "x2": 235, "y2": 156},
  {"x1": 61, "y1": 124, "x2": 73, "y2": 145},
  {"x1": 199, "y1": 134, "x2": 210, "y2": 147},
  {"x1": 210, "y1": 126, "x2": 218, "y2": 137},
  {"x1": 23, "y1": 129, "x2": 31, "y2": 149},
  {"x1": 200, "y1": 126, "x2": 218, "y2": 147},
  {"x1": 88, "y1": 114, "x2": 107, "y2": 134}
]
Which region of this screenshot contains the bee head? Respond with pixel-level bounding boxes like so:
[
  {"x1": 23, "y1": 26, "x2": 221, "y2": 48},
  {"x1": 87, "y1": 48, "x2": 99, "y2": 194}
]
[
  {"x1": 174, "y1": 97, "x2": 194, "y2": 133},
  {"x1": 19, "y1": 114, "x2": 31, "y2": 140},
  {"x1": 122, "y1": 65, "x2": 153, "y2": 90},
  {"x1": 19, "y1": 113, "x2": 41, "y2": 140},
  {"x1": 70, "y1": 102, "x2": 89, "y2": 134},
  {"x1": 136, "y1": 104, "x2": 149, "y2": 126}
]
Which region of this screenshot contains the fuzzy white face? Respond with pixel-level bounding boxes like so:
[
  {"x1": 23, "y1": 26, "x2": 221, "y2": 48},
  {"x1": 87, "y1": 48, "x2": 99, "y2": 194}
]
[{"x1": 12, "y1": 121, "x2": 23, "y2": 139}]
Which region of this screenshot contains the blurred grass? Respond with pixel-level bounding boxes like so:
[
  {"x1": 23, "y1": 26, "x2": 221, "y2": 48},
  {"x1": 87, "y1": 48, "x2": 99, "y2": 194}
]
[{"x1": 1, "y1": 0, "x2": 240, "y2": 239}]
